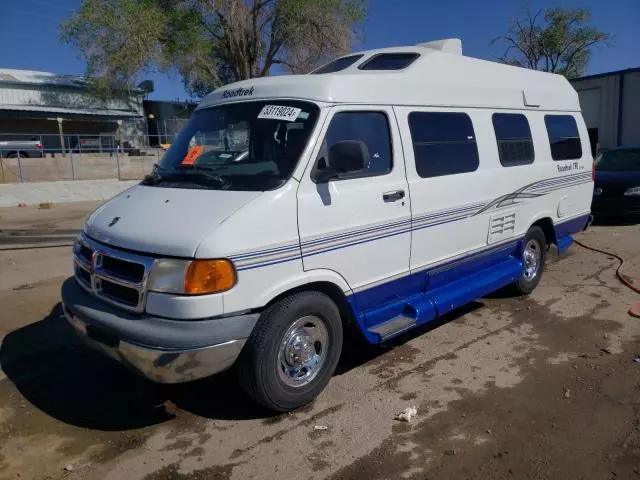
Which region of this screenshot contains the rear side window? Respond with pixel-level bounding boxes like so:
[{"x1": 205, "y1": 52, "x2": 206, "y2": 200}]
[
  {"x1": 358, "y1": 53, "x2": 419, "y2": 71},
  {"x1": 311, "y1": 55, "x2": 364, "y2": 74},
  {"x1": 544, "y1": 115, "x2": 582, "y2": 160},
  {"x1": 318, "y1": 111, "x2": 392, "y2": 178},
  {"x1": 492, "y1": 113, "x2": 535, "y2": 167},
  {"x1": 408, "y1": 112, "x2": 479, "y2": 178}
]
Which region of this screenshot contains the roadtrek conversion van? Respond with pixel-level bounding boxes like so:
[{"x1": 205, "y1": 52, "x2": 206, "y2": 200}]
[{"x1": 61, "y1": 39, "x2": 594, "y2": 411}]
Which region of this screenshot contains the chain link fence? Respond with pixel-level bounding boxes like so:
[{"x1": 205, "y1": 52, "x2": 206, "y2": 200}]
[{"x1": 0, "y1": 133, "x2": 175, "y2": 183}]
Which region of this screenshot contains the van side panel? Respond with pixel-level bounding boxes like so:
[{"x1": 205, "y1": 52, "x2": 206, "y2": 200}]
[
  {"x1": 342, "y1": 106, "x2": 592, "y2": 344},
  {"x1": 217, "y1": 106, "x2": 592, "y2": 345}
]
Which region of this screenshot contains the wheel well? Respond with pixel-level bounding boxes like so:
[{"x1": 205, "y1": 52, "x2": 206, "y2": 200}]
[
  {"x1": 264, "y1": 281, "x2": 356, "y2": 327},
  {"x1": 532, "y1": 217, "x2": 556, "y2": 246},
  {"x1": 3, "y1": 151, "x2": 28, "y2": 158}
]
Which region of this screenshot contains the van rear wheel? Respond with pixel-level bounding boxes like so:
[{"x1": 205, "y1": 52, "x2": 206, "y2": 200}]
[
  {"x1": 237, "y1": 292, "x2": 343, "y2": 412},
  {"x1": 511, "y1": 226, "x2": 546, "y2": 295}
]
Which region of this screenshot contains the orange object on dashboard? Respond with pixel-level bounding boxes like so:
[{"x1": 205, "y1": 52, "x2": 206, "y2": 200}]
[{"x1": 181, "y1": 146, "x2": 205, "y2": 165}]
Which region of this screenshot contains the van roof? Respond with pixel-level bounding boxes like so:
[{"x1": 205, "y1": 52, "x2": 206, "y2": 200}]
[{"x1": 198, "y1": 39, "x2": 580, "y2": 112}]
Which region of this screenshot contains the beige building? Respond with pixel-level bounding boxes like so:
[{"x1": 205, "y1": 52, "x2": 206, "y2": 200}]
[{"x1": 0, "y1": 68, "x2": 146, "y2": 152}]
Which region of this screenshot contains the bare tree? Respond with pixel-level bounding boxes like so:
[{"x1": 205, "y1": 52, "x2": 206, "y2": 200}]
[
  {"x1": 61, "y1": 0, "x2": 366, "y2": 98},
  {"x1": 492, "y1": 7, "x2": 610, "y2": 78}
]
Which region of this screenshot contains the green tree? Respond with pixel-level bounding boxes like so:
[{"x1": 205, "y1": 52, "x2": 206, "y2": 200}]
[
  {"x1": 60, "y1": 0, "x2": 366, "y2": 98},
  {"x1": 492, "y1": 7, "x2": 610, "y2": 78}
]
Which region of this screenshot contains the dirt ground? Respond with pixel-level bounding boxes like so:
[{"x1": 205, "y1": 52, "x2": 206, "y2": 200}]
[{"x1": 1, "y1": 203, "x2": 639, "y2": 480}]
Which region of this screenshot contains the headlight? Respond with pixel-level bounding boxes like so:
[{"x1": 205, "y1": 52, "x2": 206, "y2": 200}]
[
  {"x1": 148, "y1": 259, "x2": 236, "y2": 295},
  {"x1": 624, "y1": 186, "x2": 640, "y2": 197}
]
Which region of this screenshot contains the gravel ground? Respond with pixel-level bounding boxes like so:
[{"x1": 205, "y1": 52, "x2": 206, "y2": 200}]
[{"x1": 0, "y1": 203, "x2": 639, "y2": 480}]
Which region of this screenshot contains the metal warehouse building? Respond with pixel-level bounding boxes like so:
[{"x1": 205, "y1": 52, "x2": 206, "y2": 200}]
[
  {"x1": 0, "y1": 68, "x2": 146, "y2": 152},
  {"x1": 571, "y1": 67, "x2": 640, "y2": 154}
]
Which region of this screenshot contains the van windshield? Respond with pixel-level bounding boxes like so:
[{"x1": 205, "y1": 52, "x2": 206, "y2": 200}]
[{"x1": 145, "y1": 100, "x2": 320, "y2": 191}]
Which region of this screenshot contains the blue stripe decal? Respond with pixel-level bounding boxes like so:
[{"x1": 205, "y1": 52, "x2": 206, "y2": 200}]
[
  {"x1": 303, "y1": 226, "x2": 413, "y2": 259},
  {"x1": 233, "y1": 174, "x2": 592, "y2": 270},
  {"x1": 554, "y1": 214, "x2": 589, "y2": 238},
  {"x1": 232, "y1": 243, "x2": 299, "y2": 260},
  {"x1": 236, "y1": 254, "x2": 302, "y2": 271}
]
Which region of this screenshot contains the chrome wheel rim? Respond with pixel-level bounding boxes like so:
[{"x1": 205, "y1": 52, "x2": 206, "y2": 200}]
[
  {"x1": 523, "y1": 238, "x2": 542, "y2": 281},
  {"x1": 277, "y1": 315, "x2": 329, "y2": 388}
]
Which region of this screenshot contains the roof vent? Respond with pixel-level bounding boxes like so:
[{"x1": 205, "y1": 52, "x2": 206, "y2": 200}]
[{"x1": 417, "y1": 38, "x2": 462, "y2": 56}]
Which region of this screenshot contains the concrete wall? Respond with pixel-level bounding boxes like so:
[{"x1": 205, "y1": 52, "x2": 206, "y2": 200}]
[{"x1": 0, "y1": 151, "x2": 161, "y2": 184}]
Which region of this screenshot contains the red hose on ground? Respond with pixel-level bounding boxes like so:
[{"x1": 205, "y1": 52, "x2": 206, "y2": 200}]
[{"x1": 573, "y1": 238, "x2": 640, "y2": 318}]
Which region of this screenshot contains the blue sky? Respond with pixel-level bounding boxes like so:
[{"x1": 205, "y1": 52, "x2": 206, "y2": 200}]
[{"x1": 1, "y1": 0, "x2": 638, "y2": 100}]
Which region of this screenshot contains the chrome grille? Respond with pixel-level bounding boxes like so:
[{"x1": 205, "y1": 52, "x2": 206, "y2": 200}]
[{"x1": 73, "y1": 233, "x2": 155, "y2": 313}]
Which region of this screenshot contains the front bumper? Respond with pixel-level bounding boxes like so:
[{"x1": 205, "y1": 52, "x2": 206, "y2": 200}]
[{"x1": 61, "y1": 277, "x2": 259, "y2": 383}]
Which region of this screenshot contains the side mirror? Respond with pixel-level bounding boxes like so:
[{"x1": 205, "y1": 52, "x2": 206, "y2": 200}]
[
  {"x1": 329, "y1": 140, "x2": 367, "y2": 173},
  {"x1": 314, "y1": 164, "x2": 338, "y2": 183},
  {"x1": 313, "y1": 140, "x2": 368, "y2": 183}
]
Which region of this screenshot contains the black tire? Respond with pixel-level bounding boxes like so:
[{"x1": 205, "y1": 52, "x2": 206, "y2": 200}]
[
  {"x1": 511, "y1": 226, "x2": 547, "y2": 295},
  {"x1": 6, "y1": 152, "x2": 29, "y2": 159},
  {"x1": 236, "y1": 292, "x2": 343, "y2": 412}
]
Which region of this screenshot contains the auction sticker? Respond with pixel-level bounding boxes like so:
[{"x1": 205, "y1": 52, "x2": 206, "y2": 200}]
[{"x1": 257, "y1": 105, "x2": 302, "y2": 122}]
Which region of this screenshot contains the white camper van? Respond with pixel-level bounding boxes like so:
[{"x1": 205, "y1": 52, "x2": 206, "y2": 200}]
[{"x1": 61, "y1": 39, "x2": 593, "y2": 411}]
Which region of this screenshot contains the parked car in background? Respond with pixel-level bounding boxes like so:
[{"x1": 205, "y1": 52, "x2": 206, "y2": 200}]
[
  {"x1": 592, "y1": 146, "x2": 640, "y2": 218},
  {"x1": 0, "y1": 138, "x2": 43, "y2": 158}
]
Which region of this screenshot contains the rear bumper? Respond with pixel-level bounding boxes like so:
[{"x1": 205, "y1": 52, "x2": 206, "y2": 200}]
[
  {"x1": 592, "y1": 197, "x2": 640, "y2": 217},
  {"x1": 61, "y1": 277, "x2": 259, "y2": 383}
]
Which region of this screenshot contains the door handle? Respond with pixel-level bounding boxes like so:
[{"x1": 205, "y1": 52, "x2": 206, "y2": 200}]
[{"x1": 382, "y1": 190, "x2": 405, "y2": 202}]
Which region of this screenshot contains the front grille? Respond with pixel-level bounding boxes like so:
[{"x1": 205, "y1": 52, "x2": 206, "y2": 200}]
[
  {"x1": 100, "y1": 255, "x2": 145, "y2": 282},
  {"x1": 73, "y1": 233, "x2": 154, "y2": 313},
  {"x1": 75, "y1": 264, "x2": 91, "y2": 286},
  {"x1": 79, "y1": 244, "x2": 93, "y2": 263},
  {"x1": 99, "y1": 280, "x2": 140, "y2": 306}
]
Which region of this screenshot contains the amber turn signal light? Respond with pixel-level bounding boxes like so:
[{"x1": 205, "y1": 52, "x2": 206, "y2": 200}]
[{"x1": 183, "y1": 259, "x2": 236, "y2": 294}]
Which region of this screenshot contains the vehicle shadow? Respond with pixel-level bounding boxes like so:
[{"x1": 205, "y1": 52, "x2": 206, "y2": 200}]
[
  {"x1": 1, "y1": 300, "x2": 483, "y2": 430},
  {"x1": 336, "y1": 301, "x2": 484, "y2": 375},
  {"x1": 0, "y1": 303, "x2": 272, "y2": 431}
]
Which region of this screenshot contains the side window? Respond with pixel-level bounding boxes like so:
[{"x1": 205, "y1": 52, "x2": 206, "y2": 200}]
[
  {"x1": 311, "y1": 54, "x2": 364, "y2": 74},
  {"x1": 544, "y1": 115, "x2": 582, "y2": 160},
  {"x1": 358, "y1": 53, "x2": 420, "y2": 71},
  {"x1": 316, "y1": 111, "x2": 392, "y2": 179},
  {"x1": 492, "y1": 113, "x2": 535, "y2": 167},
  {"x1": 408, "y1": 112, "x2": 479, "y2": 178}
]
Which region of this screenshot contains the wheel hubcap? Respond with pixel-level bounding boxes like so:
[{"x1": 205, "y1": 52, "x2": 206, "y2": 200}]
[
  {"x1": 277, "y1": 316, "x2": 329, "y2": 388},
  {"x1": 523, "y1": 239, "x2": 541, "y2": 281}
]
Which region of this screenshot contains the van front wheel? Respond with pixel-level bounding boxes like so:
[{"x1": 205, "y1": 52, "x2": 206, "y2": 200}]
[
  {"x1": 237, "y1": 292, "x2": 343, "y2": 412},
  {"x1": 511, "y1": 226, "x2": 547, "y2": 295}
]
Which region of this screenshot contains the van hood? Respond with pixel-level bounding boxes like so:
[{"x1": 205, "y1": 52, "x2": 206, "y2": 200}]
[{"x1": 85, "y1": 184, "x2": 262, "y2": 257}]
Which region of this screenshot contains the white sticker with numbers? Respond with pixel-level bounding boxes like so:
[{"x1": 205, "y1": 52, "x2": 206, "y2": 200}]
[{"x1": 257, "y1": 105, "x2": 302, "y2": 122}]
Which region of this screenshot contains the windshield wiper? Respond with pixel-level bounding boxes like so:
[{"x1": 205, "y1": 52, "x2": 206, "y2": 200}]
[
  {"x1": 174, "y1": 165, "x2": 229, "y2": 187},
  {"x1": 142, "y1": 165, "x2": 165, "y2": 185},
  {"x1": 142, "y1": 165, "x2": 229, "y2": 188}
]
